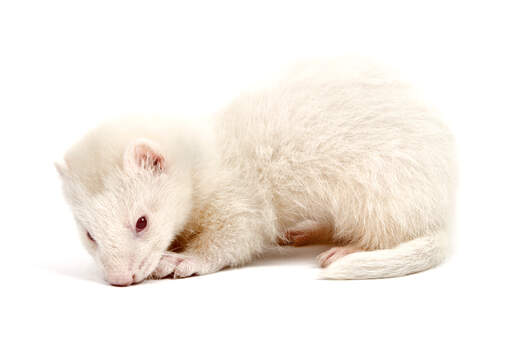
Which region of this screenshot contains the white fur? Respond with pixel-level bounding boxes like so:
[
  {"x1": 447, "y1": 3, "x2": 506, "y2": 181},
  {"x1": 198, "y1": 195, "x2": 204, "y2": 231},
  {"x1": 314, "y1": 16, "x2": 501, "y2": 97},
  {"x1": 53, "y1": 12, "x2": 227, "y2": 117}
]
[{"x1": 57, "y1": 57, "x2": 456, "y2": 284}]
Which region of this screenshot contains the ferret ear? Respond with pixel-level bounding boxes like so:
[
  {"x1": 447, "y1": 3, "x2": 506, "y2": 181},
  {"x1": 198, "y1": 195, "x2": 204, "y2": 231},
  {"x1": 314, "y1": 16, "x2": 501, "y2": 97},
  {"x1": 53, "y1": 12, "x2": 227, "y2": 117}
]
[
  {"x1": 124, "y1": 138, "x2": 167, "y2": 174},
  {"x1": 55, "y1": 161, "x2": 70, "y2": 180}
]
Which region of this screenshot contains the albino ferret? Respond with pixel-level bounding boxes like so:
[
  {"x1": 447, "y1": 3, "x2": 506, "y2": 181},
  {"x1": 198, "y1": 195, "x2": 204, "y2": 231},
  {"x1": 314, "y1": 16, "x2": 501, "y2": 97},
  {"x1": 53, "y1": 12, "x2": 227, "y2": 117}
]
[{"x1": 56, "y1": 58, "x2": 456, "y2": 286}]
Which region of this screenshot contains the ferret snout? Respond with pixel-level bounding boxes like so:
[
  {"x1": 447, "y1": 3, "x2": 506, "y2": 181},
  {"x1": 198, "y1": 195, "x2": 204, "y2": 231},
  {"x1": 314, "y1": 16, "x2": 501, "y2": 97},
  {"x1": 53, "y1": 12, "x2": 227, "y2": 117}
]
[{"x1": 106, "y1": 272, "x2": 136, "y2": 287}]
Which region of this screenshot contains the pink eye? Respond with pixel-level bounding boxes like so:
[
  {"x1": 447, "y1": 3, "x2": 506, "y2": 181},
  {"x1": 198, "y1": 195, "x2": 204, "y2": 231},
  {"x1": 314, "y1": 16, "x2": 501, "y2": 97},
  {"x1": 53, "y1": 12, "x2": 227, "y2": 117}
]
[
  {"x1": 86, "y1": 231, "x2": 95, "y2": 242},
  {"x1": 136, "y1": 216, "x2": 147, "y2": 233}
]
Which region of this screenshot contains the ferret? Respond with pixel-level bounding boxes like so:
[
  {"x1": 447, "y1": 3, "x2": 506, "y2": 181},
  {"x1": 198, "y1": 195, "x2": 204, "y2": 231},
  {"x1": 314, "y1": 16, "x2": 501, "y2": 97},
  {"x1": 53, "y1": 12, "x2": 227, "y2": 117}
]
[{"x1": 56, "y1": 57, "x2": 457, "y2": 286}]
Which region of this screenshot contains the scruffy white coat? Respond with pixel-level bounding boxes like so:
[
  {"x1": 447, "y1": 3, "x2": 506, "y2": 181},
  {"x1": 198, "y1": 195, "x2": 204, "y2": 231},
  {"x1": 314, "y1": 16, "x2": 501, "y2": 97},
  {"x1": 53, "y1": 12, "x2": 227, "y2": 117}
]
[{"x1": 57, "y1": 58, "x2": 456, "y2": 285}]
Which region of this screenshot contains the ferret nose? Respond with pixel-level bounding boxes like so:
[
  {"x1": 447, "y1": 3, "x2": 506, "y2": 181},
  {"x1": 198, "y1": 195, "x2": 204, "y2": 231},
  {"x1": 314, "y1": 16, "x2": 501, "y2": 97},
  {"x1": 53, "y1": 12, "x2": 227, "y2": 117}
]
[{"x1": 106, "y1": 273, "x2": 135, "y2": 287}]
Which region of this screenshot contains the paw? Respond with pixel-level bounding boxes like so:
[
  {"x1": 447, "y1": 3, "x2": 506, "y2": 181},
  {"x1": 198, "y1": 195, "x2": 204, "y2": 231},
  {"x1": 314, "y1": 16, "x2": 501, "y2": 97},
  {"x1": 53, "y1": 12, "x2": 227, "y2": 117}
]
[
  {"x1": 279, "y1": 228, "x2": 316, "y2": 246},
  {"x1": 151, "y1": 252, "x2": 218, "y2": 279},
  {"x1": 279, "y1": 220, "x2": 331, "y2": 247},
  {"x1": 317, "y1": 246, "x2": 359, "y2": 268},
  {"x1": 151, "y1": 252, "x2": 187, "y2": 279},
  {"x1": 172, "y1": 258, "x2": 205, "y2": 278}
]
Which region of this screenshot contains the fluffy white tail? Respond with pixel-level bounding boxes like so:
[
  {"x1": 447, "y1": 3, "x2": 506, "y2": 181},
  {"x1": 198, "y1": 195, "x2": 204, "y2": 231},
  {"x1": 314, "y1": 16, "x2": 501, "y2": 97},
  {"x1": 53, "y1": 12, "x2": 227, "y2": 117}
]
[{"x1": 319, "y1": 231, "x2": 449, "y2": 279}]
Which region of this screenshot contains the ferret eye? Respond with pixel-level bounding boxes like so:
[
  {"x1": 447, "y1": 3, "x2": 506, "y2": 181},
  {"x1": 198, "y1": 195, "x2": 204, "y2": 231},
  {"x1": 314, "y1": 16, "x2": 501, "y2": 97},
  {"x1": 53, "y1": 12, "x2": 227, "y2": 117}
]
[
  {"x1": 86, "y1": 231, "x2": 95, "y2": 243},
  {"x1": 136, "y1": 216, "x2": 147, "y2": 233}
]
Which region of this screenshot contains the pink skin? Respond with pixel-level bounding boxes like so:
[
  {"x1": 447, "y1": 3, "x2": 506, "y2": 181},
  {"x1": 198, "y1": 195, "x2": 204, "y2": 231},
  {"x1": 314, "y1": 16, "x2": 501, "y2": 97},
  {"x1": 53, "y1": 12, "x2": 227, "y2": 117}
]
[
  {"x1": 107, "y1": 273, "x2": 136, "y2": 287},
  {"x1": 316, "y1": 246, "x2": 360, "y2": 268},
  {"x1": 279, "y1": 220, "x2": 332, "y2": 246},
  {"x1": 280, "y1": 221, "x2": 360, "y2": 268},
  {"x1": 280, "y1": 228, "x2": 318, "y2": 246}
]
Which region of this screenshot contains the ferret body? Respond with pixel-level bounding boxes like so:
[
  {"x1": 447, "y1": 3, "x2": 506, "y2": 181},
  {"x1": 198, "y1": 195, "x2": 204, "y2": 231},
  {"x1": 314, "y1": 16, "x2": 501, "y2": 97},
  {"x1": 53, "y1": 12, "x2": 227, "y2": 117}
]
[{"x1": 57, "y1": 58, "x2": 456, "y2": 285}]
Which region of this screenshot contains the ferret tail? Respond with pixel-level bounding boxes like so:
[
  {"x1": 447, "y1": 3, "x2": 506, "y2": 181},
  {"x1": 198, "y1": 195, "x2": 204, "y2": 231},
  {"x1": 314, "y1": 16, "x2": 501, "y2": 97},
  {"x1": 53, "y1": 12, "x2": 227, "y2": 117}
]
[{"x1": 319, "y1": 231, "x2": 449, "y2": 280}]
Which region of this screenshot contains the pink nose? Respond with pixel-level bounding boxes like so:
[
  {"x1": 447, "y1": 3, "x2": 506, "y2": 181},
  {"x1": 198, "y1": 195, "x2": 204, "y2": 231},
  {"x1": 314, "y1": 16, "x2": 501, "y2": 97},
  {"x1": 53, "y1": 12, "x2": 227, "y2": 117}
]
[{"x1": 106, "y1": 273, "x2": 135, "y2": 287}]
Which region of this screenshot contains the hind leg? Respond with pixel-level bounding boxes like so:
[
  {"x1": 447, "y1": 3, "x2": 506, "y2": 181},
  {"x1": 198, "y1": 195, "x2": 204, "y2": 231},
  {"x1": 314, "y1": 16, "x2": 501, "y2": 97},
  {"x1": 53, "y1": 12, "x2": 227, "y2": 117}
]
[{"x1": 279, "y1": 220, "x2": 332, "y2": 246}]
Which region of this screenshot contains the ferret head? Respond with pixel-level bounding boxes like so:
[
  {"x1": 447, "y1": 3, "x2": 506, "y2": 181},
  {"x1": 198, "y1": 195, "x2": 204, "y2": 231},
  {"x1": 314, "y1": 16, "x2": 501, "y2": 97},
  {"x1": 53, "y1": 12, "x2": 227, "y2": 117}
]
[{"x1": 56, "y1": 138, "x2": 193, "y2": 286}]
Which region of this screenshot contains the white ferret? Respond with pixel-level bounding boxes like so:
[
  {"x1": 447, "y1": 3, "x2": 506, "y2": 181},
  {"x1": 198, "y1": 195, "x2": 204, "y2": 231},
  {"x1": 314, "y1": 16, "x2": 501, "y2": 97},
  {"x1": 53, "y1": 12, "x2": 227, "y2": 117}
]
[{"x1": 56, "y1": 58, "x2": 456, "y2": 286}]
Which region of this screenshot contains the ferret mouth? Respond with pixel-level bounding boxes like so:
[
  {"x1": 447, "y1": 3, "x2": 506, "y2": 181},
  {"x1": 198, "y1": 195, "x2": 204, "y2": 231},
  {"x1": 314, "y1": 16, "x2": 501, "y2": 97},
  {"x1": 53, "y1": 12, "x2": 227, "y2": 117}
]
[
  {"x1": 106, "y1": 255, "x2": 158, "y2": 286},
  {"x1": 111, "y1": 281, "x2": 136, "y2": 287},
  {"x1": 132, "y1": 274, "x2": 146, "y2": 285},
  {"x1": 107, "y1": 270, "x2": 148, "y2": 286}
]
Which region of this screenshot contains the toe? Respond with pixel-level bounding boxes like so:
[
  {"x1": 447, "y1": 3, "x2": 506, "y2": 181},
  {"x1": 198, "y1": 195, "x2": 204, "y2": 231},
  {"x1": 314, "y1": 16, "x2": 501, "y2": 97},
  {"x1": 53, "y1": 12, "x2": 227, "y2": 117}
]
[
  {"x1": 279, "y1": 229, "x2": 313, "y2": 246},
  {"x1": 317, "y1": 246, "x2": 359, "y2": 268},
  {"x1": 151, "y1": 253, "x2": 185, "y2": 278},
  {"x1": 173, "y1": 259, "x2": 199, "y2": 278}
]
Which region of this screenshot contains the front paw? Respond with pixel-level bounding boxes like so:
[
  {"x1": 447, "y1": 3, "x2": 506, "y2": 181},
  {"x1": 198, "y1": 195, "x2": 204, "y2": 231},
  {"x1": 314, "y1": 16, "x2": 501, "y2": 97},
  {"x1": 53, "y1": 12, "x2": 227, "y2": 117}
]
[
  {"x1": 152, "y1": 252, "x2": 218, "y2": 279},
  {"x1": 151, "y1": 252, "x2": 186, "y2": 279}
]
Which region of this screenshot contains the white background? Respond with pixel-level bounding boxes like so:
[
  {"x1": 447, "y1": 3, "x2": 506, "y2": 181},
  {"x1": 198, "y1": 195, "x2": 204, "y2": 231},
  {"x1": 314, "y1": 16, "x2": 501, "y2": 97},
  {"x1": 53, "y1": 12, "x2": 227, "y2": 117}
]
[{"x1": 1, "y1": 1, "x2": 511, "y2": 340}]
